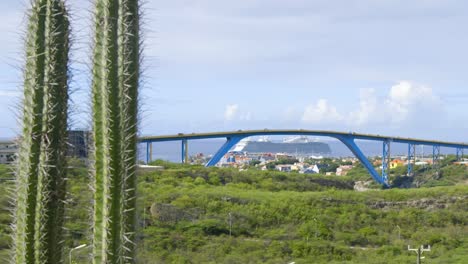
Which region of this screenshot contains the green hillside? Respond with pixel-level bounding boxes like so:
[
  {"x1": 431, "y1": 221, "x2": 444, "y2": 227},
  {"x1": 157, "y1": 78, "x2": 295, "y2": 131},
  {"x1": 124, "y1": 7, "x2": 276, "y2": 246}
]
[{"x1": 0, "y1": 161, "x2": 467, "y2": 263}]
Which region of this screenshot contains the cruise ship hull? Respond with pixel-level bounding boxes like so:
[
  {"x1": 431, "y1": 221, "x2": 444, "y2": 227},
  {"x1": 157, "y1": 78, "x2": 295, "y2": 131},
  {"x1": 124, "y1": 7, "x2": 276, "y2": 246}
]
[{"x1": 240, "y1": 141, "x2": 331, "y2": 155}]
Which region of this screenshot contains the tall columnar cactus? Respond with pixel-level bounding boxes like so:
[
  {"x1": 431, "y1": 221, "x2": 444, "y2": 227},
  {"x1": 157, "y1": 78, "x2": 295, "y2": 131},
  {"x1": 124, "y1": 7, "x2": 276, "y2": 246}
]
[
  {"x1": 91, "y1": 0, "x2": 140, "y2": 262},
  {"x1": 12, "y1": 0, "x2": 70, "y2": 263}
]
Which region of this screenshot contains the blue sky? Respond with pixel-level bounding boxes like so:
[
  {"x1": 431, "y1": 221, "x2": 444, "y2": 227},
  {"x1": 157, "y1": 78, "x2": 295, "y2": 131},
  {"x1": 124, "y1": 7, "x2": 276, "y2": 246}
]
[{"x1": 1, "y1": 0, "x2": 468, "y2": 141}]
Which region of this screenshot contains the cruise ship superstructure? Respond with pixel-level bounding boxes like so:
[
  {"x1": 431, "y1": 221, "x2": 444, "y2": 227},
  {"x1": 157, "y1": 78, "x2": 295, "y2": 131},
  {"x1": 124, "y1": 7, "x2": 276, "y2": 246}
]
[{"x1": 232, "y1": 136, "x2": 331, "y2": 155}]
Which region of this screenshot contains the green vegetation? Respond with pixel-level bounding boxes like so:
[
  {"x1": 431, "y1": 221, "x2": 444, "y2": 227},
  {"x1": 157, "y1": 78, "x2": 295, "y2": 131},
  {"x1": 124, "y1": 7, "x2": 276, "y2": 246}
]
[
  {"x1": 137, "y1": 162, "x2": 468, "y2": 263},
  {"x1": 12, "y1": 0, "x2": 70, "y2": 263},
  {"x1": 90, "y1": 0, "x2": 140, "y2": 262},
  {"x1": 343, "y1": 155, "x2": 468, "y2": 188},
  {"x1": 2, "y1": 160, "x2": 467, "y2": 263}
]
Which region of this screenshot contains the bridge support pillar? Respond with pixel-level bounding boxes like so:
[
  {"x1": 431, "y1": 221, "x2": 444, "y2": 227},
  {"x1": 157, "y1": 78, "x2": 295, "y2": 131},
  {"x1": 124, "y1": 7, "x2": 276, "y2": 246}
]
[
  {"x1": 407, "y1": 144, "x2": 416, "y2": 177},
  {"x1": 382, "y1": 140, "x2": 391, "y2": 183},
  {"x1": 206, "y1": 136, "x2": 244, "y2": 167},
  {"x1": 336, "y1": 135, "x2": 389, "y2": 187},
  {"x1": 456, "y1": 148, "x2": 464, "y2": 161},
  {"x1": 146, "y1": 142, "x2": 152, "y2": 164},
  {"x1": 181, "y1": 139, "x2": 188, "y2": 164}
]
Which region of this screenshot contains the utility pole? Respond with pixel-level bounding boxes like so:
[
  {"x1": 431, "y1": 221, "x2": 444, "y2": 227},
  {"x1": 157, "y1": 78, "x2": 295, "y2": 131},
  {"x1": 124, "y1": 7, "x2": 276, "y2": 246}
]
[
  {"x1": 313, "y1": 217, "x2": 318, "y2": 238},
  {"x1": 228, "y1": 212, "x2": 232, "y2": 237},
  {"x1": 143, "y1": 206, "x2": 146, "y2": 250},
  {"x1": 408, "y1": 245, "x2": 431, "y2": 264}
]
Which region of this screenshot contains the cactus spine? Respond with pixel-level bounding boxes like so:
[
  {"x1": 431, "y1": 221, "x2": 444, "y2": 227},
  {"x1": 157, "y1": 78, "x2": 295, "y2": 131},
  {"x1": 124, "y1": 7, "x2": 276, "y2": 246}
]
[
  {"x1": 13, "y1": 0, "x2": 70, "y2": 263},
  {"x1": 91, "y1": 0, "x2": 140, "y2": 262}
]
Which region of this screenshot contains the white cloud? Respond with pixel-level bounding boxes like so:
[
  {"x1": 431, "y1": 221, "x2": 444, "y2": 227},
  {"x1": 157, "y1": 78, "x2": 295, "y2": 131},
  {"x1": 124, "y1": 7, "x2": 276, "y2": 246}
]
[
  {"x1": 301, "y1": 99, "x2": 343, "y2": 124},
  {"x1": 349, "y1": 88, "x2": 379, "y2": 125},
  {"x1": 224, "y1": 104, "x2": 239, "y2": 121},
  {"x1": 301, "y1": 81, "x2": 443, "y2": 128},
  {"x1": 385, "y1": 81, "x2": 441, "y2": 124},
  {"x1": 346, "y1": 81, "x2": 443, "y2": 126}
]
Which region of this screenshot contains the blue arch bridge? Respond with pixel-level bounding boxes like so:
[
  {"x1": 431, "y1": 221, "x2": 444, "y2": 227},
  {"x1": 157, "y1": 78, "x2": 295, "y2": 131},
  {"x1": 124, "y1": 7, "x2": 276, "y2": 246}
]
[{"x1": 138, "y1": 129, "x2": 468, "y2": 187}]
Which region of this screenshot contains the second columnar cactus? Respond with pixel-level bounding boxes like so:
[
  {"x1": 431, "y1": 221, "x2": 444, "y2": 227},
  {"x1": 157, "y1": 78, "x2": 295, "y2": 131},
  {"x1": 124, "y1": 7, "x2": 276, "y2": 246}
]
[{"x1": 91, "y1": 0, "x2": 140, "y2": 262}]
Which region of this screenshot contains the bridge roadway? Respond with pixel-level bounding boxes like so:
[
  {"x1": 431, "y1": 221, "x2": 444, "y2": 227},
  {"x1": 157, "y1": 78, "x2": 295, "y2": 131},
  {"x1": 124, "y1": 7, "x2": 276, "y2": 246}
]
[{"x1": 139, "y1": 129, "x2": 468, "y2": 187}]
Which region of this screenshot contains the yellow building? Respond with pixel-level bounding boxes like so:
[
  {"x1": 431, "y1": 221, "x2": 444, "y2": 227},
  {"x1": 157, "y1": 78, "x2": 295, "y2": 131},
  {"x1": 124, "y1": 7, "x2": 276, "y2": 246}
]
[{"x1": 390, "y1": 159, "x2": 405, "y2": 169}]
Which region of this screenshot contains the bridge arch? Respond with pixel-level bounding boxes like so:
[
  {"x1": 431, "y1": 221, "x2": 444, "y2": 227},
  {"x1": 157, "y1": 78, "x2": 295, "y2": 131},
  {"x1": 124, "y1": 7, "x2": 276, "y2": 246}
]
[{"x1": 140, "y1": 129, "x2": 468, "y2": 188}]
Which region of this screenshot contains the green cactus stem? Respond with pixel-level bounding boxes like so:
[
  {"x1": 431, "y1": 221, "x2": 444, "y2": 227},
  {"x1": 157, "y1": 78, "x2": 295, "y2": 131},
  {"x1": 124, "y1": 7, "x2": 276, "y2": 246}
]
[
  {"x1": 12, "y1": 0, "x2": 70, "y2": 263},
  {"x1": 91, "y1": 0, "x2": 140, "y2": 262}
]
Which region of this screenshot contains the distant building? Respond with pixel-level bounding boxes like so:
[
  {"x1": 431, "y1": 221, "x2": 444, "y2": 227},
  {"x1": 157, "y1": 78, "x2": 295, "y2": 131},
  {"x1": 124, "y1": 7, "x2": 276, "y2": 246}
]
[
  {"x1": 336, "y1": 165, "x2": 353, "y2": 176},
  {"x1": 0, "y1": 141, "x2": 18, "y2": 164},
  {"x1": 226, "y1": 155, "x2": 236, "y2": 163},
  {"x1": 0, "y1": 130, "x2": 91, "y2": 164},
  {"x1": 275, "y1": 153, "x2": 294, "y2": 160},
  {"x1": 290, "y1": 164, "x2": 301, "y2": 171},
  {"x1": 390, "y1": 159, "x2": 405, "y2": 169},
  {"x1": 300, "y1": 164, "x2": 320, "y2": 174},
  {"x1": 220, "y1": 151, "x2": 253, "y2": 166},
  {"x1": 309, "y1": 155, "x2": 324, "y2": 160},
  {"x1": 67, "y1": 130, "x2": 92, "y2": 159},
  {"x1": 453, "y1": 161, "x2": 468, "y2": 166},
  {"x1": 275, "y1": 164, "x2": 292, "y2": 172},
  {"x1": 259, "y1": 154, "x2": 275, "y2": 164},
  {"x1": 415, "y1": 161, "x2": 429, "y2": 166}
]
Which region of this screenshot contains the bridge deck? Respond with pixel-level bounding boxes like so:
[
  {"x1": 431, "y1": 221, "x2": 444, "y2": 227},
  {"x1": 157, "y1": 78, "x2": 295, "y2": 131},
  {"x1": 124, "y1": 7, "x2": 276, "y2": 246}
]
[{"x1": 139, "y1": 129, "x2": 468, "y2": 148}]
